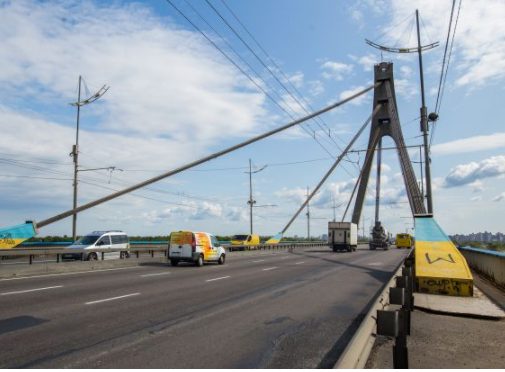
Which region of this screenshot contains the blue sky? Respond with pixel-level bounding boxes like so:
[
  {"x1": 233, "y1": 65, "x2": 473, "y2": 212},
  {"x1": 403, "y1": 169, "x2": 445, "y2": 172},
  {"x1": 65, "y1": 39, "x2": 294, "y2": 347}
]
[{"x1": 1, "y1": 0, "x2": 504, "y2": 238}]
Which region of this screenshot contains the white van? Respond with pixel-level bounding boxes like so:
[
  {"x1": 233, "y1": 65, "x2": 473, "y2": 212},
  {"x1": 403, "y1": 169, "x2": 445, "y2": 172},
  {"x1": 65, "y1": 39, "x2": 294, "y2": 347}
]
[
  {"x1": 169, "y1": 231, "x2": 225, "y2": 267},
  {"x1": 63, "y1": 231, "x2": 129, "y2": 261}
]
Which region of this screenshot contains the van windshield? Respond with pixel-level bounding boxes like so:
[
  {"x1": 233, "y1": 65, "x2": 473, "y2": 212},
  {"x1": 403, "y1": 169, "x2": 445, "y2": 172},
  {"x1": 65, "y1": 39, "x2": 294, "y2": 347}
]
[
  {"x1": 74, "y1": 235, "x2": 100, "y2": 245},
  {"x1": 232, "y1": 235, "x2": 248, "y2": 240}
]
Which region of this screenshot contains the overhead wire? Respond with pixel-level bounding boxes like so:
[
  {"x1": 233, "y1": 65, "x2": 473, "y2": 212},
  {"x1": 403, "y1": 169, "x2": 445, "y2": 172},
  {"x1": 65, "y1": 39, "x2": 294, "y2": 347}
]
[
  {"x1": 430, "y1": 0, "x2": 462, "y2": 149},
  {"x1": 206, "y1": 0, "x2": 361, "y2": 177},
  {"x1": 219, "y1": 0, "x2": 349, "y2": 150},
  {"x1": 165, "y1": 0, "x2": 338, "y2": 159}
]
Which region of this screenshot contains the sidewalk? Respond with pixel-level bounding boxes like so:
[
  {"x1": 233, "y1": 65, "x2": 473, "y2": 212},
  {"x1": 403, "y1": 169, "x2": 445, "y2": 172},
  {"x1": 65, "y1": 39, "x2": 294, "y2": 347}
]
[{"x1": 366, "y1": 272, "x2": 505, "y2": 369}]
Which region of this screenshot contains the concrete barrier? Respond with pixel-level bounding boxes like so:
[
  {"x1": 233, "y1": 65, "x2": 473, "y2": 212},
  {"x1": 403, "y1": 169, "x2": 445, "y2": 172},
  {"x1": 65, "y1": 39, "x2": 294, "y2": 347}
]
[{"x1": 458, "y1": 247, "x2": 505, "y2": 288}]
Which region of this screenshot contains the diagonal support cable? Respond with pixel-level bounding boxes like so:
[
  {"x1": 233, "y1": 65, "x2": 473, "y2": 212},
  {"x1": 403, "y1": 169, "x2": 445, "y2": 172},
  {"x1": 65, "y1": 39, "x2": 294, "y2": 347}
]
[
  {"x1": 280, "y1": 104, "x2": 383, "y2": 235},
  {"x1": 36, "y1": 83, "x2": 378, "y2": 229}
]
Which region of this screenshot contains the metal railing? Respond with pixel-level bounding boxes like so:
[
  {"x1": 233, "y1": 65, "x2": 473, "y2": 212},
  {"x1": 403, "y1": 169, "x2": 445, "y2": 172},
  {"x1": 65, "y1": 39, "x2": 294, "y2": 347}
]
[
  {"x1": 458, "y1": 246, "x2": 505, "y2": 288},
  {"x1": 0, "y1": 241, "x2": 329, "y2": 265}
]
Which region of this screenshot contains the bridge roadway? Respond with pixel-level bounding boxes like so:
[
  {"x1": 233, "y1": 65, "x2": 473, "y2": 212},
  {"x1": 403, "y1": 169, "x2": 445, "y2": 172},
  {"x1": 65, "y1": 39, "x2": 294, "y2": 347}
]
[{"x1": 0, "y1": 245, "x2": 409, "y2": 368}]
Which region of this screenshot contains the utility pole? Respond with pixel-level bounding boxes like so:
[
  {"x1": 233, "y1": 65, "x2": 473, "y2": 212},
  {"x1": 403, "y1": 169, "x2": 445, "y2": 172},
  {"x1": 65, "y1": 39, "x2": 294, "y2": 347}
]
[
  {"x1": 71, "y1": 76, "x2": 82, "y2": 242},
  {"x1": 416, "y1": 9, "x2": 433, "y2": 214},
  {"x1": 70, "y1": 76, "x2": 109, "y2": 241},
  {"x1": 306, "y1": 186, "x2": 310, "y2": 240},
  {"x1": 246, "y1": 159, "x2": 267, "y2": 235}
]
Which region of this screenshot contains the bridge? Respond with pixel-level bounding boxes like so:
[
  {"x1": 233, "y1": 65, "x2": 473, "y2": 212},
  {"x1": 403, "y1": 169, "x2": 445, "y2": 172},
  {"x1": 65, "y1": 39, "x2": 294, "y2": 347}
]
[{"x1": 1, "y1": 2, "x2": 504, "y2": 369}]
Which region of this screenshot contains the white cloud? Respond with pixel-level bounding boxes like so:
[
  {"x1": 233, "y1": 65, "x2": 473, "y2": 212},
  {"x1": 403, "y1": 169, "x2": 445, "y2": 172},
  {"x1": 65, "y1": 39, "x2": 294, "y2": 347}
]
[
  {"x1": 469, "y1": 180, "x2": 484, "y2": 193},
  {"x1": 492, "y1": 192, "x2": 505, "y2": 202},
  {"x1": 321, "y1": 61, "x2": 354, "y2": 81},
  {"x1": 353, "y1": 54, "x2": 378, "y2": 72},
  {"x1": 443, "y1": 155, "x2": 505, "y2": 187},
  {"x1": 387, "y1": 0, "x2": 505, "y2": 89},
  {"x1": 432, "y1": 133, "x2": 505, "y2": 156},
  {"x1": 339, "y1": 85, "x2": 370, "y2": 106},
  {"x1": 308, "y1": 80, "x2": 325, "y2": 96},
  {"x1": 0, "y1": 0, "x2": 268, "y2": 143},
  {"x1": 143, "y1": 201, "x2": 223, "y2": 223},
  {"x1": 286, "y1": 71, "x2": 304, "y2": 88}
]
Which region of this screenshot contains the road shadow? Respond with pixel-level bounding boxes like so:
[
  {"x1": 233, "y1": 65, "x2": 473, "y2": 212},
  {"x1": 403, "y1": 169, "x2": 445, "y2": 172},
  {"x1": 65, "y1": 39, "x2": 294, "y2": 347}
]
[{"x1": 0, "y1": 316, "x2": 48, "y2": 336}]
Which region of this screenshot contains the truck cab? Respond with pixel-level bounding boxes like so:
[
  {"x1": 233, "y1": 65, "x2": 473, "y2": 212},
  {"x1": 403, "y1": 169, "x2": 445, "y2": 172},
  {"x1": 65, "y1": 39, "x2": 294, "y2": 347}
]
[{"x1": 169, "y1": 231, "x2": 226, "y2": 267}]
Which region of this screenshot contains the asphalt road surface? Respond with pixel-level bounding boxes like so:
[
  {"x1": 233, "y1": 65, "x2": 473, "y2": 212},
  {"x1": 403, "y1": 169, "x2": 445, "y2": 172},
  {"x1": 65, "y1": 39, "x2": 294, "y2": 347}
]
[{"x1": 0, "y1": 246, "x2": 409, "y2": 368}]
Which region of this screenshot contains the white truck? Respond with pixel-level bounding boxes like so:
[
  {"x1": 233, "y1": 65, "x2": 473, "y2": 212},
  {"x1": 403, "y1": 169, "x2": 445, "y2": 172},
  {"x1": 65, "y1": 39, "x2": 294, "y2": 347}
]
[{"x1": 328, "y1": 222, "x2": 358, "y2": 252}]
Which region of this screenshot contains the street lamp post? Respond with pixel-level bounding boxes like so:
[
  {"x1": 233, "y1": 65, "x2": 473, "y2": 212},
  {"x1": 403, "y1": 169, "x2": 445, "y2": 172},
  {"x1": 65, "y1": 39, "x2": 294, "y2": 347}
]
[{"x1": 70, "y1": 76, "x2": 109, "y2": 241}]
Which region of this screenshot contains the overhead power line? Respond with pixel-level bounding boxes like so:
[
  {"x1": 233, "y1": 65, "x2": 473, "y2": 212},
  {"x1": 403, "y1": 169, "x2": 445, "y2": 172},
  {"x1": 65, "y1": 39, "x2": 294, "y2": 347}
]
[
  {"x1": 165, "y1": 0, "x2": 339, "y2": 159},
  {"x1": 430, "y1": 0, "x2": 462, "y2": 149},
  {"x1": 208, "y1": 0, "x2": 352, "y2": 157}
]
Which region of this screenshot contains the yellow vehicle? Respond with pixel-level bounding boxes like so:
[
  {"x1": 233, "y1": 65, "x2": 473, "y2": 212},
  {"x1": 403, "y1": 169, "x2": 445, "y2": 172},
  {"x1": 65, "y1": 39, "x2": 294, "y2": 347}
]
[
  {"x1": 230, "y1": 234, "x2": 260, "y2": 247},
  {"x1": 396, "y1": 233, "x2": 413, "y2": 249}
]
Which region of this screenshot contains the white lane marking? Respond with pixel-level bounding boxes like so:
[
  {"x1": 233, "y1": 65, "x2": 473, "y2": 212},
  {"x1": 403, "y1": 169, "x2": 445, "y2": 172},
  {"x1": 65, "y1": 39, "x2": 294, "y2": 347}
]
[
  {"x1": 262, "y1": 267, "x2": 278, "y2": 271},
  {"x1": 368, "y1": 262, "x2": 383, "y2": 266},
  {"x1": 280, "y1": 256, "x2": 290, "y2": 260},
  {"x1": 1, "y1": 285, "x2": 63, "y2": 296},
  {"x1": 295, "y1": 261, "x2": 305, "y2": 265},
  {"x1": 252, "y1": 259, "x2": 265, "y2": 263},
  {"x1": 205, "y1": 276, "x2": 231, "y2": 282},
  {"x1": 140, "y1": 272, "x2": 170, "y2": 277},
  {"x1": 0, "y1": 266, "x2": 142, "y2": 281},
  {"x1": 85, "y1": 293, "x2": 140, "y2": 305}
]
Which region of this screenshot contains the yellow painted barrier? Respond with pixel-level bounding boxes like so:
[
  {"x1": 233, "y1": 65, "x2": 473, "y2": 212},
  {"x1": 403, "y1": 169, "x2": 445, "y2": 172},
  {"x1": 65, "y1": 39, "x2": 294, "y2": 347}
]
[{"x1": 414, "y1": 216, "x2": 473, "y2": 297}]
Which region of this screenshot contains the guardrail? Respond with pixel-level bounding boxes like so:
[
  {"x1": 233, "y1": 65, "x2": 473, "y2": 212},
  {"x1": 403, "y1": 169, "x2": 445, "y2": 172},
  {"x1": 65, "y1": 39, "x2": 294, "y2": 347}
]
[
  {"x1": 458, "y1": 246, "x2": 505, "y2": 288},
  {"x1": 0, "y1": 241, "x2": 329, "y2": 264},
  {"x1": 335, "y1": 250, "x2": 414, "y2": 368}
]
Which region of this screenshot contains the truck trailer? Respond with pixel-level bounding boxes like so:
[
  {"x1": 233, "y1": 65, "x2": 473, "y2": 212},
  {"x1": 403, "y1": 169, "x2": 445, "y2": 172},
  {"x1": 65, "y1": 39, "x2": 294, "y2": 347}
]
[{"x1": 328, "y1": 222, "x2": 358, "y2": 252}]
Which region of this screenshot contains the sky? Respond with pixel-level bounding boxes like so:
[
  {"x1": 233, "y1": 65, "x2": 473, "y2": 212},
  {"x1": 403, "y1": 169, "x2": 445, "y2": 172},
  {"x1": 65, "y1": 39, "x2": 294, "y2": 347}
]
[{"x1": 1, "y1": 0, "x2": 504, "y2": 238}]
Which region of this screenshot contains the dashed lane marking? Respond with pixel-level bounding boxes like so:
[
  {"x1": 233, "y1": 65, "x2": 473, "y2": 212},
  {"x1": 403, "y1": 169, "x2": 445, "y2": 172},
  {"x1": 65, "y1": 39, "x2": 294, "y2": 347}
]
[
  {"x1": 262, "y1": 267, "x2": 278, "y2": 271},
  {"x1": 85, "y1": 293, "x2": 140, "y2": 305},
  {"x1": 205, "y1": 276, "x2": 231, "y2": 282},
  {"x1": 1, "y1": 285, "x2": 63, "y2": 296},
  {"x1": 295, "y1": 261, "x2": 305, "y2": 265},
  {"x1": 140, "y1": 272, "x2": 170, "y2": 277},
  {"x1": 0, "y1": 266, "x2": 142, "y2": 281}
]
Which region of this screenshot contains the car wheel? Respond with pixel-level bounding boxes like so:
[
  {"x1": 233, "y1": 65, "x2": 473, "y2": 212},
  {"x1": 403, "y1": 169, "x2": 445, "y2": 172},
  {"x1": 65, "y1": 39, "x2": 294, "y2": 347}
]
[
  {"x1": 170, "y1": 259, "x2": 179, "y2": 266},
  {"x1": 196, "y1": 255, "x2": 204, "y2": 267},
  {"x1": 87, "y1": 252, "x2": 98, "y2": 261},
  {"x1": 218, "y1": 254, "x2": 225, "y2": 265}
]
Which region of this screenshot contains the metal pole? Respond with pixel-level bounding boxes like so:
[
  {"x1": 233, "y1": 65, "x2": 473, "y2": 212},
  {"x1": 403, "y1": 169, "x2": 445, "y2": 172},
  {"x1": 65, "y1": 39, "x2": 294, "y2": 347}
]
[
  {"x1": 375, "y1": 138, "x2": 382, "y2": 224},
  {"x1": 72, "y1": 75, "x2": 82, "y2": 241},
  {"x1": 249, "y1": 159, "x2": 253, "y2": 235},
  {"x1": 419, "y1": 146, "x2": 424, "y2": 199},
  {"x1": 416, "y1": 9, "x2": 433, "y2": 214},
  {"x1": 306, "y1": 187, "x2": 310, "y2": 240}
]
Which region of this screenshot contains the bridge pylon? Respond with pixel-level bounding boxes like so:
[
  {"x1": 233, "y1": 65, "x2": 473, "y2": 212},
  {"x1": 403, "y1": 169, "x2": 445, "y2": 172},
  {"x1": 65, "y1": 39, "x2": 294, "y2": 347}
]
[
  {"x1": 350, "y1": 62, "x2": 473, "y2": 296},
  {"x1": 351, "y1": 62, "x2": 426, "y2": 225}
]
